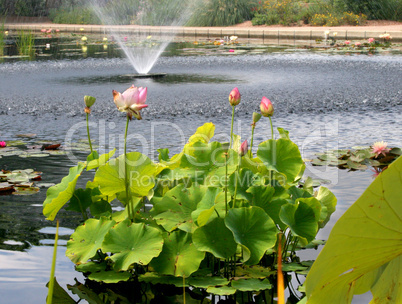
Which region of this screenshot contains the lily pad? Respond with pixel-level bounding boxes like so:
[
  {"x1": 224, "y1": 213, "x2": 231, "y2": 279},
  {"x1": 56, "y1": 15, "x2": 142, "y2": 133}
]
[{"x1": 231, "y1": 278, "x2": 272, "y2": 291}]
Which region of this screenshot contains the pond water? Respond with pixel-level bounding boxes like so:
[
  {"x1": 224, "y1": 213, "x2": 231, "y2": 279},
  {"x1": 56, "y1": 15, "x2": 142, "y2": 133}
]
[{"x1": 0, "y1": 40, "x2": 401, "y2": 303}]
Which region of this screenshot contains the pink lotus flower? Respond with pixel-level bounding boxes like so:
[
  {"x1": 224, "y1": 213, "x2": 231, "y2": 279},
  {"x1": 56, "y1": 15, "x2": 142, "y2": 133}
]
[
  {"x1": 368, "y1": 37, "x2": 375, "y2": 43},
  {"x1": 113, "y1": 85, "x2": 148, "y2": 120},
  {"x1": 344, "y1": 40, "x2": 351, "y2": 45},
  {"x1": 239, "y1": 140, "x2": 248, "y2": 156},
  {"x1": 229, "y1": 87, "x2": 241, "y2": 106},
  {"x1": 260, "y1": 96, "x2": 274, "y2": 117},
  {"x1": 371, "y1": 141, "x2": 391, "y2": 158},
  {"x1": 0, "y1": 141, "x2": 6, "y2": 148}
]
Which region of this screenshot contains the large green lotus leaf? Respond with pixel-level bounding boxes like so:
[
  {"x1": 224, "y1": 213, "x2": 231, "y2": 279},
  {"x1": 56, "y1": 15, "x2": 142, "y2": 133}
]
[
  {"x1": 231, "y1": 278, "x2": 272, "y2": 291},
  {"x1": 235, "y1": 265, "x2": 275, "y2": 279},
  {"x1": 66, "y1": 217, "x2": 115, "y2": 264},
  {"x1": 186, "y1": 122, "x2": 215, "y2": 146},
  {"x1": 246, "y1": 184, "x2": 275, "y2": 212},
  {"x1": 280, "y1": 198, "x2": 321, "y2": 246},
  {"x1": 138, "y1": 272, "x2": 188, "y2": 287},
  {"x1": 224, "y1": 206, "x2": 277, "y2": 265},
  {"x1": 191, "y1": 186, "x2": 222, "y2": 226},
  {"x1": 315, "y1": 186, "x2": 337, "y2": 228},
  {"x1": 161, "y1": 141, "x2": 238, "y2": 186},
  {"x1": 304, "y1": 156, "x2": 402, "y2": 304},
  {"x1": 228, "y1": 168, "x2": 256, "y2": 201},
  {"x1": 94, "y1": 152, "x2": 156, "y2": 197},
  {"x1": 206, "y1": 286, "x2": 236, "y2": 296},
  {"x1": 257, "y1": 139, "x2": 304, "y2": 183},
  {"x1": 88, "y1": 270, "x2": 131, "y2": 283},
  {"x1": 151, "y1": 230, "x2": 205, "y2": 277},
  {"x1": 65, "y1": 188, "x2": 92, "y2": 213},
  {"x1": 43, "y1": 162, "x2": 86, "y2": 220},
  {"x1": 86, "y1": 148, "x2": 116, "y2": 171},
  {"x1": 193, "y1": 217, "x2": 237, "y2": 259},
  {"x1": 151, "y1": 184, "x2": 205, "y2": 232},
  {"x1": 101, "y1": 219, "x2": 163, "y2": 271},
  {"x1": 188, "y1": 276, "x2": 229, "y2": 289}
]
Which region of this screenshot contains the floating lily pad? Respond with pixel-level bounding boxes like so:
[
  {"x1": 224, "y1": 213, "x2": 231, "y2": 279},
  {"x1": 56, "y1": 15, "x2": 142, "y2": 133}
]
[{"x1": 12, "y1": 186, "x2": 39, "y2": 196}]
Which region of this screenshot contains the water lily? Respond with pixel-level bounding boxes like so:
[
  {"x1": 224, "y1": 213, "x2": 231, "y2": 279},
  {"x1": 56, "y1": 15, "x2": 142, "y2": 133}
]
[
  {"x1": 260, "y1": 96, "x2": 273, "y2": 117},
  {"x1": 368, "y1": 37, "x2": 375, "y2": 43},
  {"x1": 113, "y1": 85, "x2": 148, "y2": 120},
  {"x1": 229, "y1": 87, "x2": 241, "y2": 106},
  {"x1": 81, "y1": 36, "x2": 87, "y2": 42},
  {"x1": 371, "y1": 141, "x2": 390, "y2": 158},
  {"x1": 333, "y1": 32, "x2": 337, "y2": 37},
  {"x1": 355, "y1": 42, "x2": 361, "y2": 47},
  {"x1": 0, "y1": 141, "x2": 6, "y2": 148},
  {"x1": 344, "y1": 40, "x2": 351, "y2": 45},
  {"x1": 239, "y1": 140, "x2": 248, "y2": 156},
  {"x1": 229, "y1": 49, "x2": 235, "y2": 53},
  {"x1": 103, "y1": 37, "x2": 108, "y2": 42}
]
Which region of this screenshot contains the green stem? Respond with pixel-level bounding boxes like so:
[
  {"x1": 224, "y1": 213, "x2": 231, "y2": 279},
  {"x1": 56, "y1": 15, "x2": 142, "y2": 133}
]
[
  {"x1": 73, "y1": 193, "x2": 88, "y2": 220},
  {"x1": 249, "y1": 124, "x2": 255, "y2": 158},
  {"x1": 86, "y1": 113, "x2": 93, "y2": 153},
  {"x1": 124, "y1": 115, "x2": 132, "y2": 221},
  {"x1": 229, "y1": 105, "x2": 235, "y2": 149},
  {"x1": 269, "y1": 116, "x2": 274, "y2": 140},
  {"x1": 225, "y1": 153, "x2": 228, "y2": 215},
  {"x1": 47, "y1": 219, "x2": 59, "y2": 304},
  {"x1": 232, "y1": 156, "x2": 241, "y2": 206}
]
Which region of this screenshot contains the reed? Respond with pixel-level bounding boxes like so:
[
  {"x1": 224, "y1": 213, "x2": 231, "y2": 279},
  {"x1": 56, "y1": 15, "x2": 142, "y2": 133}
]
[{"x1": 16, "y1": 30, "x2": 35, "y2": 57}]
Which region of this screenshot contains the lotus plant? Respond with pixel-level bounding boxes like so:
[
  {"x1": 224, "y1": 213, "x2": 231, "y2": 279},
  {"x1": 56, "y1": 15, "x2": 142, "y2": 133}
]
[
  {"x1": 229, "y1": 87, "x2": 241, "y2": 148},
  {"x1": 260, "y1": 96, "x2": 274, "y2": 139},
  {"x1": 113, "y1": 85, "x2": 148, "y2": 220},
  {"x1": 249, "y1": 112, "x2": 261, "y2": 157}
]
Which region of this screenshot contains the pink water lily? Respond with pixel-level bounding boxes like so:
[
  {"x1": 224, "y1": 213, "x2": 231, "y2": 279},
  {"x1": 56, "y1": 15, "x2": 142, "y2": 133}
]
[
  {"x1": 368, "y1": 37, "x2": 375, "y2": 43},
  {"x1": 0, "y1": 141, "x2": 6, "y2": 148},
  {"x1": 260, "y1": 96, "x2": 274, "y2": 117},
  {"x1": 113, "y1": 85, "x2": 148, "y2": 120},
  {"x1": 371, "y1": 141, "x2": 390, "y2": 158}
]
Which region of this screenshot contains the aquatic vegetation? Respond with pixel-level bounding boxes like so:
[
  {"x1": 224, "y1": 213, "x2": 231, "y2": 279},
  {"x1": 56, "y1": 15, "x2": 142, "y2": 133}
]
[
  {"x1": 16, "y1": 30, "x2": 35, "y2": 57},
  {"x1": 42, "y1": 87, "x2": 339, "y2": 302}
]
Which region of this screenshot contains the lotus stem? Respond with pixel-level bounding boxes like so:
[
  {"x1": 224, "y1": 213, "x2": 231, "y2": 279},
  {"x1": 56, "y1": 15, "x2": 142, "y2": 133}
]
[
  {"x1": 225, "y1": 153, "x2": 228, "y2": 214},
  {"x1": 86, "y1": 113, "x2": 93, "y2": 153},
  {"x1": 124, "y1": 115, "x2": 133, "y2": 221},
  {"x1": 233, "y1": 156, "x2": 241, "y2": 205},
  {"x1": 269, "y1": 116, "x2": 274, "y2": 140},
  {"x1": 249, "y1": 123, "x2": 256, "y2": 158},
  {"x1": 73, "y1": 192, "x2": 88, "y2": 220},
  {"x1": 230, "y1": 105, "x2": 235, "y2": 148},
  {"x1": 46, "y1": 220, "x2": 59, "y2": 304}
]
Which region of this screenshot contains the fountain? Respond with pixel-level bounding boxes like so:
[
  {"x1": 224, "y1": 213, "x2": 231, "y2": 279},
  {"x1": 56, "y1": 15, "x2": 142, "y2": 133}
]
[{"x1": 88, "y1": 0, "x2": 198, "y2": 76}]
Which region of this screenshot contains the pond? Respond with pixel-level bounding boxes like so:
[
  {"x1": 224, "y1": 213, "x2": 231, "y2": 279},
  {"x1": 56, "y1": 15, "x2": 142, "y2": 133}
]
[{"x1": 0, "y1": 37, "x2": 401, "y2": 303}]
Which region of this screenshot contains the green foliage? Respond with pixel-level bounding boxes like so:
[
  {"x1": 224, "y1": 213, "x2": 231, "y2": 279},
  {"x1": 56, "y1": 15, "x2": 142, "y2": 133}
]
[
  {"x1": 16, "y1": 30, "x2": 35, "y2": 56},
  {"x1": 49, "y1": 6, "x2": 101, "y2": 25},
  {"x1": 304, "y1": 156, "x2": 402, "y2": 303},
  {"x1": 334, "y1": 0, "x2": 402, "y2": 20},
  {"x1": 187, "y1": 0, "x2": 258, "y2": 26},
  {"x1": 43, "y1": 115, "x2": 338, "y2": 297}
]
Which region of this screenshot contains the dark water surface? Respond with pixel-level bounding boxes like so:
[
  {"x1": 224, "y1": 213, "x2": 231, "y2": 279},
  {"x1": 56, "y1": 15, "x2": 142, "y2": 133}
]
[{"x1": 0, "y1": 51, "x2": 401, "y2": 303}]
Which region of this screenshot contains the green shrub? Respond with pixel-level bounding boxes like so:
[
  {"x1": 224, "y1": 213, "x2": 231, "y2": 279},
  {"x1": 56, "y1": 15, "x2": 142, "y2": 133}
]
[
  {"x1": 334, "y1": 0, "x2": 401, "y2": 20},
  {"x1": 341, "y1": 11, "x2": 367, "y2": 25},
  {"x1": 49, "y1": 6, "x2": 101, "y2": 24},
  {"x1": 187, "y1": 0, "x2": 258, "y2": 26}
]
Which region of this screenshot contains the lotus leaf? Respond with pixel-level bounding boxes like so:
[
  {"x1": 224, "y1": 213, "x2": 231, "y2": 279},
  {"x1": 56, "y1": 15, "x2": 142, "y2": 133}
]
[
  {"x1": 257, "y1": 139, "x2": 304, "y2": 183},
  {"x1": 88, "y1": 270, "x2": 131, "y2": 283},
  {"x1": 102, "y1": 219, "x2": 163, "y2": 271},
  {"x1": 43, "y1": 162, "x2": 86, "y2": 220},
  {"x1": 87, "y1": 149, "x2": 116, "y2": 171},
  {"x1": 206, "y1": 285, "x2": 236, "y2": 295},
  {"x1": 231, "y1": 278, "x2": 272, "y2": 291},
  {"x1": 235, "y1": 265, "x2": 275, "y2": 279},
  {"x1": 66, "y1": 217, "x2": 115, "y2": 264},
  {"x1": 138, "y1": 272, "x2": 189, "y2": 287},
  {"x1": 151, "y1": 184, "x2": 206, "y2": 232},
  {"x1": 151, "y1": 230, "x2": 205, "y2": 277},
  {"x1": 224, "y1": 206, "x2": 277, "y2": 265},
  {"x1": 228, "y1": 168, "x2": 256, "y2": 201},
  {"x1": 193, "y1": 217, "x2": 237, "y2": 259},
  {"x1": 280, "y1": 198, "x2": 321, "y2": 246},
  {"x1": 304, "y1": 156, "x2": 402, "y2": 304},
  {"x1": 94, "y1": 152, "x2": 156, "y2": 198},
  {"x1": 315, "y1": 186, "x2": 337, "y2": 228},
  {"x1": 188, "y1": 276, "x2": 229, "y2": 289}
]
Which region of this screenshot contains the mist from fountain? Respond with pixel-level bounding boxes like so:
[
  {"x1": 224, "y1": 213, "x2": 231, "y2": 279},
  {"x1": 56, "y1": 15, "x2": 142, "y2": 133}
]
[{"x1": 88, "y1": 0, "x2": 198, "y2": 75}]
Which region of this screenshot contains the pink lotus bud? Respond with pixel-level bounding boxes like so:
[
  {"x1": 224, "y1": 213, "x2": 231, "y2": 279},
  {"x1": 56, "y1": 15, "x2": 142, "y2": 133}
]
[
  {"x1": 229, "y1": 87, "x2": 241, "y2": 106},
  {"x1": 260, "y1": 96, "x2": 274, "y2": 117},
  {"x1": 368, "y1": 37, "x2": 375, "y2": 43},
  {"x1": 0, "y1": 141, "x2": 6, "y2": 148},
  {"x1": 239, "y1": 140, "x2": 248, "y2": 156},
  {"x1": 113, "y1": 85, "x2": 148, "y2": 120}
]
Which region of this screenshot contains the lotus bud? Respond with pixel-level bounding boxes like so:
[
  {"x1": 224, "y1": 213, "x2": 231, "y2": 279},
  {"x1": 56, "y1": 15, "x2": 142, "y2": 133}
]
[
  {"x1": 260, "y1": 97, "x2": 274, "y2": 117},
  {"x1": 252, "y1": 112, "x2": 261, "y2": 124},
  {"x1": 84, "y1": 95, "x2": 96, "y2": 108},
  {"x1": 239, "y1": 140, "x2": 248, "y2": 156},
  {"x1": 229, "y1": 87, "x2": 241, "y2": 106},
  {"x1": 0, "y1": 141, "x2": 6, "y2": 148}
]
